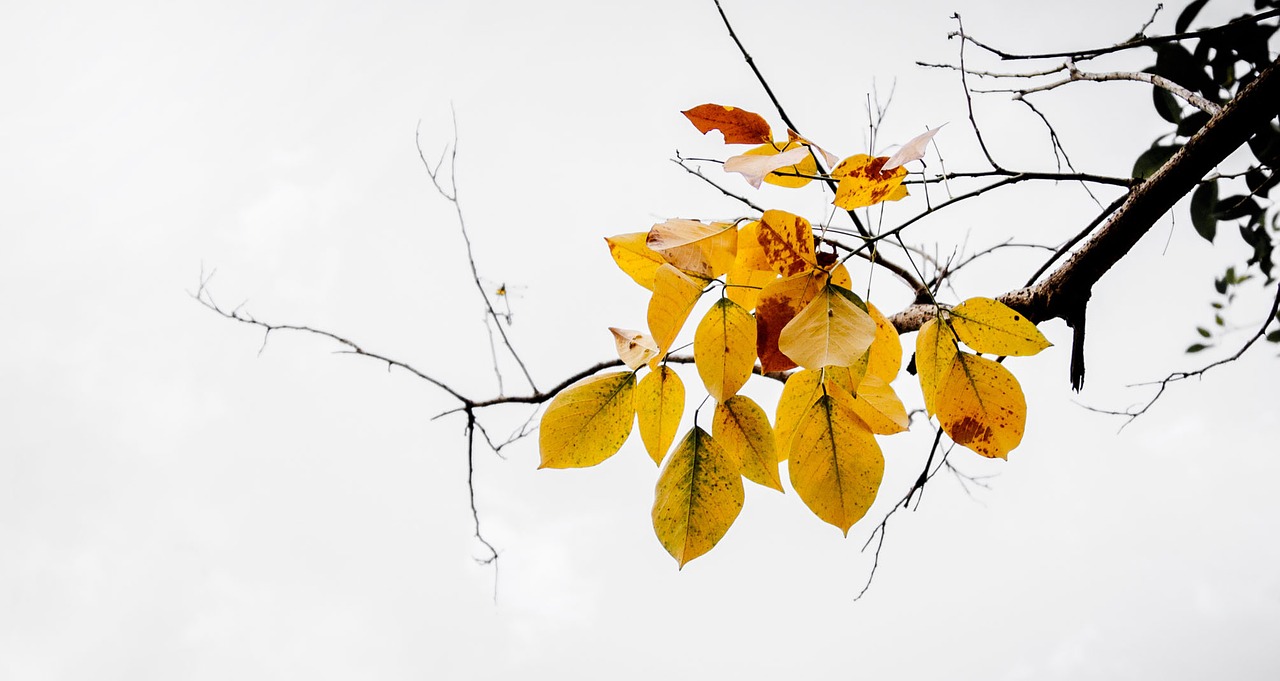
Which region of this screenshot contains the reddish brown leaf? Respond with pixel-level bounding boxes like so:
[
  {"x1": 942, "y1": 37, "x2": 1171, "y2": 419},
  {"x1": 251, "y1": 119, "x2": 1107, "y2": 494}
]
[{"x1": 681, "y1": 104, "x2": 772, "y2": 145}]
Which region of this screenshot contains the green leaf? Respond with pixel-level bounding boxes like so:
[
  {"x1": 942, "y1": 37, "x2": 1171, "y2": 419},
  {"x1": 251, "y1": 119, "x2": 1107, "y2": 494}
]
[
  {"x1": 1176, "y1": 110, "x2": 1211, "y2": 137},
  {"x1": 1175, "y1": 0, "x2": 1210, "y2": 32},
  {"x1": 1190, "y1": 180, "x2": 1218, "y2": 242},
  {"x1": 1186, "y1": 343, "x2": 1211, "y2": 353},
  {"x1": 1196, "y1": 327, "x2": 1212, "y2": 338},
  {"x1": 1132, "y1": 144, "x2": 1179, "y2": 180},
  {"x1": 1265, "y1": 330, "x2": 1280, "y2": 343},
  {"x1": 1151, "y1": 85, "x2": 1183, "y2": 124}
]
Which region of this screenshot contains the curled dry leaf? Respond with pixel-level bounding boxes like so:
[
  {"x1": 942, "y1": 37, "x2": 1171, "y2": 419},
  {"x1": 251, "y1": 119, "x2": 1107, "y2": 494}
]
[
  {"x1": 609, "y1": 327, "x2": 659, "y2": 370},
  {"x1": 724, "y1": 143, "x2": 814, "y2": 189},
  {"x1": 882, "y1": 124, "x2": 946, "y2": 171},
  {"x1": 681, "y1": 103, "x2": 773, "y2": 145},
  {"x1": 646, "y1": 219, "x2": 738, "y2": 279}
]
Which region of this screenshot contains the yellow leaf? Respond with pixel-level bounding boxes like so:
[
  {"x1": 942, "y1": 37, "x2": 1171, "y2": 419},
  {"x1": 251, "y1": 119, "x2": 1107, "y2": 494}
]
[
  {"x1": 773, "y1": 369, "x2": 823, "y2": 463},
  {"x1": 713, "y1": 395, "x2": 782, "y2": 492},
  {"x1": 788, "y1": 387, "x2": 884, "y2": 535},
  {"x1": 848, "y1": 374, "x2": 910, "y2": 435},
  {"x1": 728, "y1": 141, "x2": 817, "y2": 188},
  {"x1": 916, "y1": 317, "x2": 959, "y2": 417},
  {"x1": 831, "y1": 154, "x2": 909, "y2": 210},
  {"x1": 778, "y1": 284, "x2": 877, "y2": 370},
  {"x1": 773, "y1": 366, "x2": 858, "y2": 463},
  {"x1": 609, "y1": 327, "x2": 659, "y2": 370},
  {"x1": 693, "y1": 298, "x2": 757, "y2": 401},
  {"x1": 646, "y1": 219, "x2": 738, "y2": 279},
  {"x1": 539, "y1": 371, "x2": 637, "y2": 469},
  {"x1": 725, "y1": 220, "x2": 777, "y2": 311},
  {"x1": 948, "y1": 297, "x2": 1051, "y2": 357},
  {"x1": 757, "y1": 209, "x2": 816, "y2": 277},
  {"x1": 754, "y1": 266, "x2": 849, "y2": 373},
  {"x1": 647, "y1": 263, "x2": 704, "y2": 366},
  {"x1": 937, "y1": 351, "x2": 1026, "y2": 459},
  {"x1": 866, "y1": 302, "x2": 902, "y2": 382},
  {"x1": 605, "y1": 233, "x2": 666, "y2": 290},
  {"x1": 635, "y1": 365, "x2": 685, "y2": 465},
  {"x1": 652, "y1": 427, "x2": 745, "y2": 567}
]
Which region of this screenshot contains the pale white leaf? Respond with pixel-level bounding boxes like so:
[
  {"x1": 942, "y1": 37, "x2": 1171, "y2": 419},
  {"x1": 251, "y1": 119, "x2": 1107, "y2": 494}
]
[
  {"x1": 882, "y1": 124, "x2": 946, "y2": 171},
  {"x1": 723, "y1": 146, "x2": 811, "y2": 189}
]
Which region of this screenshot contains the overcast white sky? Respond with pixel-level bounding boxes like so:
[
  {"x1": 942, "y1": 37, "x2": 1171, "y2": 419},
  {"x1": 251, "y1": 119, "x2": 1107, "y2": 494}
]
[{"x1": 3, "y1": 0, "x2": 1278, "y2": 678}]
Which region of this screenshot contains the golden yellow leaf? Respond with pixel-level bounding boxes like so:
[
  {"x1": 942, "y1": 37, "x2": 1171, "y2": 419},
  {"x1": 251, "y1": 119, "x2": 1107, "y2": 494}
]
[
  {"x1": 778, "y1": 284, "x2": 877, "y2": 370},
  {"x1": 646, "y1": 219, "x2": 738, "y2": 279},
  {"x1": 713, "y1": 395, "x2": 782, "y2": 492},
  {"x1": 848, "y1": 374, "x2": 910, "y2": 435},
  {"x1": 937, "y1": 351, "x2": 1026, "y2": 459},
  {"x1": 539, "y1": 371, "x2": 637, "y2": 469},
  {"x1": 773, "y1": 368, "x2": 823, "y2": 463},
  {"x1": 728, "y1": 141, "x2": 817, "y2": 188},
  {"x1": 647, "y1": 263, "x2": 705, "y2": 366},
  {"x1": 831, "y1": 154, "x2": 909, "y2": 210},
  {"x1": 866, "y1": 302, "x2": 902, "y2": 381},
  {"x1": 757, "y1": 209, "x2": 817, "y2": 277},
  {"x1": 605, "y1": 232, "x2": 667, "y2": 290},
  {"x1": 652, "y1": 426, "x2": 745, "y2": 567},
  {"x1": 693, "y1": 298, "x2": 757, "y2": 401},
  {"x1": 948, "y1": 297, "x2": 1051, "y2": 357},
  {"x1": 754, "y1": 267, "x2": 844, "y2": 373},
  {"x1": 788, "y1": 386, "x2": 884, "y2": 535},
  {"x1": 635, "y1": 365, "x2": 685, "y2": 465},
  {"x1": 609, "y1": 327, "x2": 659, "y2": 370},
  {"x1": 916, "y1": 317, "x2": 959, "y2": 417},
  {"x1": 681, "y1": 104, "x2": 773, "y2": 145}
]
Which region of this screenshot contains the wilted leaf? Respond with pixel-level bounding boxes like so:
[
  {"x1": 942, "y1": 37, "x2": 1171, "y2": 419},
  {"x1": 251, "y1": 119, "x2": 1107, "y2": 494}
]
[
  {"x1": 948, "y1": 297, "x2": 1051, "y2": 356},
  {"x1": 609, "y1": 327, "x2": 659, "y2": 370},
  {"x1": 647, "y1": 264, "x2": 705, "y2": 365},
  {"x1": 694, "y1": 298, "x2": 757, "y2": 401},
  {"x1": 605, "y1": 232, "x2": 667, "y2": 290},
  {"x1": 788, "y1": 387, "x2": 884, "y2": 535},
  {"x1": 831, "y1": 154, "x2": 909, "y2": 210},
  {"x1": 847, "y1": 374, "x2": 909, "y2": 435},
  {"x1": 936, "y1": 352, "x2": 1026, "y2": 459},
  {"x1": 635, "y1": 365, "x2": 685, "y2": 465},
  {"x1": 646, "y1": 219, "x2": 738, "y2": 279},
  {"x1": 713, "y1": 395, "x2": 782, "y2": 492},
  {"x1": 882, "y1": 124, "x2": 946, "y2": 171},
  {"x1": 726, "y1": 142, "x2": 816, "y2": 189},
  {"x1": 779, "y1": 284, "x2": 877, "y2": 370},
  {"x1": 652, "y1": 427, "x2": 744, "y2": 567},
  {"x1": 681, "y1": 104, "x2": 772, "y2": 145},
  {"x1": 865, "y1": 302, "x2": 903, "y2": 381},
  {"x1": 756, "y1": 209, "x2": 817, "y2": 277},
  {"x1": 916, "y1": 317, "x2": 958, "y2": 417},
  {"x1": 539, "y1": 371, "x2": 637, "y2": 469}
]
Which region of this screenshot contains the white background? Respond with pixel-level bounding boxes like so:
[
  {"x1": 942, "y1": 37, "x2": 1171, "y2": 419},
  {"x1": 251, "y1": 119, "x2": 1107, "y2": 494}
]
[{"x1": 2, "y1": 0, "x2": 1278, "y2": 678}]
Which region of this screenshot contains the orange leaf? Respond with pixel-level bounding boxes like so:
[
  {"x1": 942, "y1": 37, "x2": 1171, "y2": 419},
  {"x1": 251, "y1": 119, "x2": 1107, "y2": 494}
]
[{"x1": 681, "y1": 103, "x2": 773, "y2": 145}]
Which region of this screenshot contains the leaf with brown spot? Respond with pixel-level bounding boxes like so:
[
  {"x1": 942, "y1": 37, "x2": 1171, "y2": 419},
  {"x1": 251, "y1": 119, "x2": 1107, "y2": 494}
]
[
  {"x1": 831, "y1": 154, "x2": 909, "y2": 210},
  {"x1": 635, "y1": 365, "x2": 685, "y2": 465},
  {"x1": 936, "y1": 351, "x2": 1026, "y2": 459},
  {"x1": 756, "y1": 209, "x2": 816, "y2": 277},
  {"x1": 681, "y1": 103, "x2": 773, "y2": 145},
  {"x1": 652, "y1": 426, "x2": 744, "y2": 567},
  {"x1": 713, "y1": 395, "x2": 782, "y2": 492}
]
